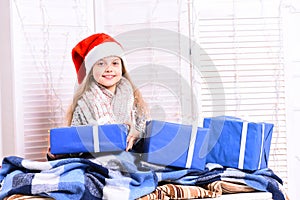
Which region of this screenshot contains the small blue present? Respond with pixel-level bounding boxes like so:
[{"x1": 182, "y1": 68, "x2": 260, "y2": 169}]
[
  {"x1": 142, "y1": 120, "x2": 209, "y2": 170},
  {"x1": 203, "y1": 116, "x2": 273, "y2": 170},
  {"x1": 50, "y1": 124, "x2": 127, "y2": 154}
]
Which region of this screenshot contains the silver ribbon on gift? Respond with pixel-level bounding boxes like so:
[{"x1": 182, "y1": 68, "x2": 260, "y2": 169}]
[
  {"x1": 238, "y1": 122, "x2": 265, "y2": 169},
  {"x1": 93, "y1": 125, "x2": 100, "y2": 152},
  {"x1": 185, "y1": 124, "x2": 199, "y2": 168}
]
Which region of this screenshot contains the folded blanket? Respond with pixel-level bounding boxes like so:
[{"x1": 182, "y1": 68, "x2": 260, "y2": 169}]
[
  {"x1": 137, "y1": 180, "x2": 259, "y2": 200},
  {"x1": 0, "y1": 155, "x2": 288, "y2": 200},
  {"x1": 137, "y1": 183, "x2": 220, "y2": 200},
  {"x1": 5, "y1": 181, "x2": 257, "y2": 200},
  {"x1": 0, "y1": 154, "x2": 157, "y2": 200},
  {"x1": 205, "y1": 180, "x2": 256, "y2": 194}
]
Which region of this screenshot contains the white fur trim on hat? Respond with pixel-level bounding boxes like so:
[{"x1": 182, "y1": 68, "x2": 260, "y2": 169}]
[{"x1": 84, "y1": 42, "x2": 124, "y2": 75}]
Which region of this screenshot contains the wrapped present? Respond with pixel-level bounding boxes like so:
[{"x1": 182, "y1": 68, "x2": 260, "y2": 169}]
[
  {"x1": 50, "y1": 124, "x2": 127, "y2": 154},
  {"x1": 203, "y1": 116, "x2": 273, "y2": 170},
  {"x1": 142, "y1": 120, "x2": 209, "y2": 170}
]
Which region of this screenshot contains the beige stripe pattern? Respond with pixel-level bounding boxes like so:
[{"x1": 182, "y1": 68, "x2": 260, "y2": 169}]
[
  {"x1": 137, "y1": 183, "x2": 220, "y2": 200},
  {"x1": 137, "y1": 181, "x2": 258, "y2": 200}
]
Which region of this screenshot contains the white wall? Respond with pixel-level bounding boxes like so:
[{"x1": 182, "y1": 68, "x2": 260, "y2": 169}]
[
  {"x1": 0, "y1": 0, "x2": 16, "y2": 161},
  {"x1": 283, "y1": 1, "x2": 300, "y2": 199}
]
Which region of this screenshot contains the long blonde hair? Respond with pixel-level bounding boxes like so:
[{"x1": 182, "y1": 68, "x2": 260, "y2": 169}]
[{"x1": 65, "y1": 58, "x2": 149, "y2": 126}]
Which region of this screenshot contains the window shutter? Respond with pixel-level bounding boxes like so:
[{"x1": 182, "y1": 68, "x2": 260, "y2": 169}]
[
  {"x1": 192, "y1": 0, "x2": 287, "y2": 186},
  {"x1": 12, "y1": 0, "x2": 94, "y2": 161}
]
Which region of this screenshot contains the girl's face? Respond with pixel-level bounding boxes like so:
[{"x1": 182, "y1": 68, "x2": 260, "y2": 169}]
[{"x1": 93, "y1": 56, "x2": 123, "y2": 93}]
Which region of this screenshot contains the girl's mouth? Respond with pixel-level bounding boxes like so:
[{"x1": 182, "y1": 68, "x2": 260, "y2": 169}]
[{"x1": 102, "y1": 75, "x2": 115, "y2": 79}]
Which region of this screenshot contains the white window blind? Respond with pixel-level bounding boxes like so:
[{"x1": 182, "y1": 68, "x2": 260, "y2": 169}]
[
  {"x1": 192, "y1": 0, "x2": 287, "y2": 187},
  {"x1": 12, "y1": 0, "x2": 94, "y2": 161}
]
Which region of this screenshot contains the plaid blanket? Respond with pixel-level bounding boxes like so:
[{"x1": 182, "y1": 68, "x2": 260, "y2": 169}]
[{"x1": 0, "y1": 155, "x2": 288, "y2": 200}]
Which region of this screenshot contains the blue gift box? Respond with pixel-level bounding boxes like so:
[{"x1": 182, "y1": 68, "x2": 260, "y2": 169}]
[
  {"x1": 203, "y1": 116, "x2": 273, "y2": 170},
  {"x1": 50, "y1": 124, "x2": 127, "y2": 154},
  {"x1": 142, "y1": 120, "x2": 209, "y2": 170}
]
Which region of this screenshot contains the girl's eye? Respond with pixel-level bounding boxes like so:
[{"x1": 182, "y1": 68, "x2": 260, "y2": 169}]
[
  {"x1": 113, "y1": 62, "x2": 120, "y2": 65},
  {"x1": 97, "y1": 61, "x2": 104, "y2": 66}
]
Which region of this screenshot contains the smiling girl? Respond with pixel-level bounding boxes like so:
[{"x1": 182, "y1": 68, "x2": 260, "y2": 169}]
[{"x1": 57, "y1": 33, "x2": 149, "y2": 156}]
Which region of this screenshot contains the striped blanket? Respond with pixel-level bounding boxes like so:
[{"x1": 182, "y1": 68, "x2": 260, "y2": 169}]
[{"x1": 0, "y1": 154, "x2": 287, "y2": 200}]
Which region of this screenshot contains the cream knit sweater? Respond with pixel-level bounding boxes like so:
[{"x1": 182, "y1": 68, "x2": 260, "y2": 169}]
[{"x1": 71, "y1": 77, "x2": 146, "y2": 134}]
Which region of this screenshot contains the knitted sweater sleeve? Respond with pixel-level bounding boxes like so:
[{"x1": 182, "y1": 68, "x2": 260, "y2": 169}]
[{"x1": 133, "y1": 105, "x2": 148, "y2": 138}]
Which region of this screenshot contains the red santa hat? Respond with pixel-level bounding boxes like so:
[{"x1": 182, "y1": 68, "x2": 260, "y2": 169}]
[{"x1": 72, "y1": 33, "x2": 124, "y2": 84}]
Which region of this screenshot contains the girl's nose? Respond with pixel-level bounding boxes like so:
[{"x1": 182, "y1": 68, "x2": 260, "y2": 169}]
[{"x1": 105, "y1": 64, "x2": 113, "y2": 72}]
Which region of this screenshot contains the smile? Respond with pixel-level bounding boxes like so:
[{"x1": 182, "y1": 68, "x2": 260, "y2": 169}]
[{"x1": 102, "y1": 75, "x2": 115, "y2": 79}]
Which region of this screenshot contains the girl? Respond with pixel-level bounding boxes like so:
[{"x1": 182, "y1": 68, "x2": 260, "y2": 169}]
[{"x1": 48, "y1": 33, "x2": 149, "y2": 159}]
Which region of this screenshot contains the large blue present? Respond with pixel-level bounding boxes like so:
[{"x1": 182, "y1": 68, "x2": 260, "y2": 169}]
[
  {"x1": 142, "y1": 120, "x2": 209, "y2": 170},
  {"x1": 203, "y1": 116, "x2": 273, "y2": 170},
  {"x1": 50, "y1": 124, "x2": 127, "y2": 154}
]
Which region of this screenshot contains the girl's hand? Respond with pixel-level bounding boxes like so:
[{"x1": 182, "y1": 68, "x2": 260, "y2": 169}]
[
  {"x1": 124, "y1": 122, "x2": 140, "y2": 151},
  {"x1": 46, "y1": 147, "x2": 69, "y2": 160}
]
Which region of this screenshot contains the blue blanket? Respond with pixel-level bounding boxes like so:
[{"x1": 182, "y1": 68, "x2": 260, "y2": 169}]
[{"x1": 0, "y1": 154, "x2": 287, "y2": 200}]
